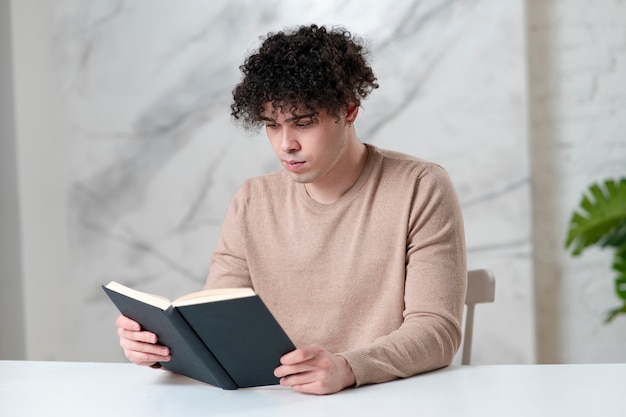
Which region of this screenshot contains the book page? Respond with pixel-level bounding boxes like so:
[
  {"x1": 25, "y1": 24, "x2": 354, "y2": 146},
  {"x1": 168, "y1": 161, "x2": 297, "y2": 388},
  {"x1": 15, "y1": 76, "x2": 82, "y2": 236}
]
[
  {"x1": 172, "y1": 288, "x2": 255, "y2": 307},
  {"x1": 104, "y1": 281, "x2": 172, "y2": 310}
]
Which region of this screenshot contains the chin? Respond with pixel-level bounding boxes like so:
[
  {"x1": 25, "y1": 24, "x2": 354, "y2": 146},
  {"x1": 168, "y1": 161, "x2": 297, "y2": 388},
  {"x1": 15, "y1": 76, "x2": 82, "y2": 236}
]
[{"x1": 289, "y1": 173, "x2": 314, "y2": 184}]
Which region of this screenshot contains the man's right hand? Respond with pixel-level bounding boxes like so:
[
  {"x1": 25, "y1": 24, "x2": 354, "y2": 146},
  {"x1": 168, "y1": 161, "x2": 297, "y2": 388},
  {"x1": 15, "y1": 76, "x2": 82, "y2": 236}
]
[{"x1": 115, "y1": 315, "x2": 171, "y2": 366}]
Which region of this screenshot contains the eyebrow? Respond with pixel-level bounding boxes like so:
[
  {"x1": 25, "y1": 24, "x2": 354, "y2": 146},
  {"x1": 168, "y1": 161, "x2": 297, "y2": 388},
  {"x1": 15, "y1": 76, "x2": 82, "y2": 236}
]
[{"x1": 260, "y1": 113, "x2": 317, "y2": 123}]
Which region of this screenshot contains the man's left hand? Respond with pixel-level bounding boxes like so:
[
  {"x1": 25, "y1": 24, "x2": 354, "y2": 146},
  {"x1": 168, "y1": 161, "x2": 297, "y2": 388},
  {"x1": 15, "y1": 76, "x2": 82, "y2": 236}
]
[{"x1": 274, "y1": 345, "x2": 356, "y2": 395}]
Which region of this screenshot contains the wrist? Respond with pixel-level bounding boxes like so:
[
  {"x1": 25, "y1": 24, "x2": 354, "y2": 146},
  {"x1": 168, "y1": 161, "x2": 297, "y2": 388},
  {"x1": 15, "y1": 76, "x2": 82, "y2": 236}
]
[{"x1": 337, "y1": 355, "x2": 356, "y2": 388}]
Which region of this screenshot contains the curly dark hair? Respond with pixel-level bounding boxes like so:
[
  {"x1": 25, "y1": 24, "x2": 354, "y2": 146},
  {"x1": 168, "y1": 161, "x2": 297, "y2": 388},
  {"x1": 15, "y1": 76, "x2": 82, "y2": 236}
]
[{"x1": 231, "y1": 24, "x2": 379, "y2": 130}]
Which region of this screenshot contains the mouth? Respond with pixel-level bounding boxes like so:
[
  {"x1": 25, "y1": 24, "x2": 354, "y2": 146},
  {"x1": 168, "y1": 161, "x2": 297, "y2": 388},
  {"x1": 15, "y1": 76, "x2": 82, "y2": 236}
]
[{"x1": 283, "y1": 160, "x2": 305, "y2": 172}]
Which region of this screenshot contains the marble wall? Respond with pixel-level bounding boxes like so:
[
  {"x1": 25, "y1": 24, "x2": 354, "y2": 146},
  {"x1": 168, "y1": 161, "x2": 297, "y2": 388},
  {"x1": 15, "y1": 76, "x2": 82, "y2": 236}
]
[
  {"x1": 0, "y1": 0, "x2": 534, "y2": 362},
  {"x1": 9, "y1": 0, "x2": 625, "y2": 367},
  {"x1": 46, "y1": 0, "x2": 533, "y2": 363},
  {"x1": 8, "y1": 0, "x2": 625, "y2": 366}
]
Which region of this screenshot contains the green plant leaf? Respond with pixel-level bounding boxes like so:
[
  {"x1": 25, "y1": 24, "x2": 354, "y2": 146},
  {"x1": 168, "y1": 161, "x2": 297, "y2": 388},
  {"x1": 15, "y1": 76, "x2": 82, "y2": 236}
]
[
  {"x1": 615, "y1": 278, "x2": 626, "y2": 302},
  {"x1": 604, "y1": 304, "x2": 626, "y2": 324},
  {"x1": 566, "y1": 178, "x2": 626, "y2": 323},
  {"x1": 602, "y1": 218, "x2": 626, "y2": 248},
  {"x1": 613, "y1": 246, "x2": 626, "y2": 274},
  {"x1": 565, "y1": 179, "x2": 626, "y2": 256},
  {"x1": 604, "y1": 249, "x2": 626, "y2": 321},
  {"x1": 602, "y1": 242, "x2": 626, "y2": 321}
]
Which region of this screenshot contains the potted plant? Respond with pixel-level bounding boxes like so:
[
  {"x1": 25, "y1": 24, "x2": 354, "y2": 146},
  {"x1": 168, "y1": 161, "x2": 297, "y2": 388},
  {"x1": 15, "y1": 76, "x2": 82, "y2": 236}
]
[{"x1": 565, "y1": 178, "x2": 626, "y2": 323}]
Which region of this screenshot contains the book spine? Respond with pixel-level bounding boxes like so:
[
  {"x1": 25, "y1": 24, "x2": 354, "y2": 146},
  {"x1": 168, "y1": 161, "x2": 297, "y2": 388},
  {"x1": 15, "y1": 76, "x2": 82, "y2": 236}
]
[
  {"x1": 176, "y1": 295, "x2": 295, "y2": 388},
  {"x1": 164, "y1": 308, "x2": 238, "y2": 390}
]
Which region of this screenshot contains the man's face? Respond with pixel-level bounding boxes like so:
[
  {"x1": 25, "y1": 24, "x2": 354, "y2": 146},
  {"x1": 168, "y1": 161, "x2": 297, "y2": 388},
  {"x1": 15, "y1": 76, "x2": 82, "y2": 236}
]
[{"x1": 261, "y1": 105, "x2": 349, "y2": 187}]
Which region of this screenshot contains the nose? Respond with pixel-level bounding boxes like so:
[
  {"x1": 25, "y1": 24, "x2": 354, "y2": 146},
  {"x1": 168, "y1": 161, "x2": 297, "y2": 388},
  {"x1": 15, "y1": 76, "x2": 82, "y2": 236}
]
[{"x1": 280, "y1": 128, "x2": 300, "y2": 153}]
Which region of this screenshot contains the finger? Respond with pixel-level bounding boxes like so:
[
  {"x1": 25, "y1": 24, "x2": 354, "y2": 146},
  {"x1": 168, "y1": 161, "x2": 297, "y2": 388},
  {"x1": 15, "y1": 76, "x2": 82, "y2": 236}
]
[
  {"x1": 115, "y1": 315, "x2": 141, "y2": 331},
  {"x1": 117, "y1": 327, "x2": 158, "y2": 344},
  {"x1": 120, "y1": 339, "x2": 170, "y2": 365},
  {"x1": 274, "y1": 361, "x2": 318, "y2": 378},
  {"x1": 283, "y1": 369, "x2": 348, "y2": 395},
  {"x1": 125, "y1": 349, "x2": 170, "y2": 366},
  {"x1": 291, "y1": 381, "x2": 334, "y2": 395},
  {"x1": 280, "y1": 346, "x2": 320, "y2": 365},
  {"x1": 120, "y1": 337, "x2": 169, "y2": 356},
  {"x1": 281, "y1": 373, "x2": 339, "y2": 395},
  {"x1": 279, "y1": 369, "x2": 320, "y2": 387}
]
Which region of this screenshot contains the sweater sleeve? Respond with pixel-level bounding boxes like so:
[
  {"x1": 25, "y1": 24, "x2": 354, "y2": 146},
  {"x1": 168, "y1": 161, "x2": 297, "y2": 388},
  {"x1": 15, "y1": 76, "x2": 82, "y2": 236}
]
[
  {"x1": 340, "y1": 165, "x2": 467, "y2": 386},
  {"x1": 203, "y1": 187, "x2": 253, "y2": 290}
]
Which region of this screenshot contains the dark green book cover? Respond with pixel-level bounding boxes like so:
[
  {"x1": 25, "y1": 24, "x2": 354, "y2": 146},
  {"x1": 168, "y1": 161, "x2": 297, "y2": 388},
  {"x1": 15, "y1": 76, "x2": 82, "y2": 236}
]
[
  {"x1": 177, "y1": 295, "x2": 296, "y2": 388},
  {"x1": 103, "y1": 282, "x2": 294, "y2": 389}
]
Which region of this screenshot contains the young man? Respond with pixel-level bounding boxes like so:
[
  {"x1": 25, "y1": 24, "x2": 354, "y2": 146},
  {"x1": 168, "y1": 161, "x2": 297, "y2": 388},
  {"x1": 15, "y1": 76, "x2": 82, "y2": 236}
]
[{"x1": 116, "y1": 24, "x2": 467, "y2": 395}]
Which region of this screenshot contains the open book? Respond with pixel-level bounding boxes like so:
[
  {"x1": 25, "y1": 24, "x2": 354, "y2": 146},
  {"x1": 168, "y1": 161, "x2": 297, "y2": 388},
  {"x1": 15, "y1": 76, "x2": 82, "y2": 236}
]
[{"x1": 103, "y1": 282, "x2": 295, "y2": 390}]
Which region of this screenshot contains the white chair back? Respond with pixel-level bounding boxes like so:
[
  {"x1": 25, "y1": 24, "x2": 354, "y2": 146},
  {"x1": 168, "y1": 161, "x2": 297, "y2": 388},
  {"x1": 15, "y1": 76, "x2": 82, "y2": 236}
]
[{"x1": 462, "y1": 269, "x2": 496, "y2": 365}]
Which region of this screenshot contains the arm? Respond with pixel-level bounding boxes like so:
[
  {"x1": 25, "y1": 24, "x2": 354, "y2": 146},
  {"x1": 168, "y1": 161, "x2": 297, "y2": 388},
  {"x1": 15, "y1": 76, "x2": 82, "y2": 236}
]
[
  {"x1": 341, "y1": 165, "x2": 467, "y2": 385},
  {"x1": 274, "y1": 165, "x2": 466, "y2": 393},
  {"x1": 203, "y1": 187, "x2": 253, "y2": 290}
]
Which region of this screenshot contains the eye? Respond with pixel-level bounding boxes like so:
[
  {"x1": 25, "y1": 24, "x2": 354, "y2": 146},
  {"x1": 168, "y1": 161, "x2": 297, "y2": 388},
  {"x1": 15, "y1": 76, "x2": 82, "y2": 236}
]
[
  {"x1": 265, "y1": 122, "x2": 279, "y2": 129},
  {"x1": 295, "y1": 118, "x2": 314, "y2": 128}
]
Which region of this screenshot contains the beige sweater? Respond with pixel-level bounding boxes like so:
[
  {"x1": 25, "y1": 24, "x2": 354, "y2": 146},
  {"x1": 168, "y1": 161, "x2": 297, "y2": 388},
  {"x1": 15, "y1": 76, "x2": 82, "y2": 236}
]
[{"x1": 205, "y1": 144, "x2": 467, "y2": 386}]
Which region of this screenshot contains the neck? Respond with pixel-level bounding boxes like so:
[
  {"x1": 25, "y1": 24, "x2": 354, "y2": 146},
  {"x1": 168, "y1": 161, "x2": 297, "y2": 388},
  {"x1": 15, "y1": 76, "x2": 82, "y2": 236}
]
[{"x1": 305, "y1": 138, "x2": 368, "y2": 204}]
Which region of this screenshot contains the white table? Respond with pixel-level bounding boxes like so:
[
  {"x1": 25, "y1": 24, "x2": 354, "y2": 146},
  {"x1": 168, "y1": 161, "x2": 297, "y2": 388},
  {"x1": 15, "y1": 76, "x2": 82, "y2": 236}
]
[{"x1": 1, "y1": 360, "x2": 624, "y2": 416}]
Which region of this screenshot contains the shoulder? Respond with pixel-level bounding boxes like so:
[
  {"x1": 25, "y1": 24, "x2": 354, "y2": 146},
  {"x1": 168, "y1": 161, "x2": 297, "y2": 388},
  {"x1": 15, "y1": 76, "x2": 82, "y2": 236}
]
[{"x1": 369, "y1": 145, "x2": 452, "y2": 184}]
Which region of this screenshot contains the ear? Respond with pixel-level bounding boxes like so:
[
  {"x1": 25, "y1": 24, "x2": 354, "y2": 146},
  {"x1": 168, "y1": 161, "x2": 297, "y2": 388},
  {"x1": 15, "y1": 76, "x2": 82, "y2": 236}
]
[{"x1": 346, "y1": 104, "x2": 359, "y2": 124}]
